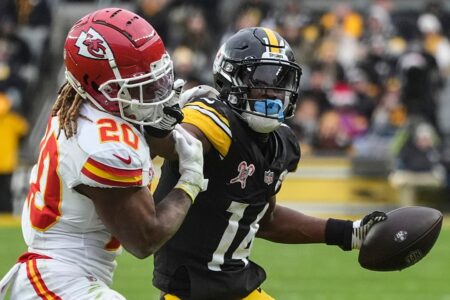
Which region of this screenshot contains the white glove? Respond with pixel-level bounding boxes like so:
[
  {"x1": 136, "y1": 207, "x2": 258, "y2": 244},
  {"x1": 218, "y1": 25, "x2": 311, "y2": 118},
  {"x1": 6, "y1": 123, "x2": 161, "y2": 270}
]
[
  {"x1": 172, "y1": 124, "x2": 208, "y2": 201},
  {"x1": 179, "y1": 85, "x2": 220, "y2": 107}
]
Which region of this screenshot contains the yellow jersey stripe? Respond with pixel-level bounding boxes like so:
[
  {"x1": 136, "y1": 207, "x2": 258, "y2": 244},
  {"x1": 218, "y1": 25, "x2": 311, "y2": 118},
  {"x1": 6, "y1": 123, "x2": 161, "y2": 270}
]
[
  {"x1": 262, "y1": 27, "x2": 280, "y2": 53},
  {"x1": 183, "y1": 108, "x2": 232, "y2": 157},
  {"x1": 185, "y1": 101, "x2": 230, "y2": 127},
  {"x1": 83, "y1": 162, "x2": 142, "y2": 183},
  {"x1": 163, "y1": 294, "x2": 181, "y2": 300}
]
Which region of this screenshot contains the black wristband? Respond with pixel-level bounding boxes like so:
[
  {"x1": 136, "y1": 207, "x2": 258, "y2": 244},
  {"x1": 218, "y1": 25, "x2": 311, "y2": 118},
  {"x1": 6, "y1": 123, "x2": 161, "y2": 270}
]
[{"x1": 325, "y1": 218, "x2": 353, "y2": 251}]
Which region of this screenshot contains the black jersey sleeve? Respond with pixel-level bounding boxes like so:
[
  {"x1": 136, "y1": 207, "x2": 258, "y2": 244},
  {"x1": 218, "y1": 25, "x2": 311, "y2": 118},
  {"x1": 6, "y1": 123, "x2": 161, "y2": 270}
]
[
  {"x1": 280, "y1": 124, "x2": 301, "y2": 172},
  {"x1": 153, "y1": 159, "x2": 181, "y2": 204},
  {"x1": 272, "y1": 124, "x2": 301, "y2": 195}
]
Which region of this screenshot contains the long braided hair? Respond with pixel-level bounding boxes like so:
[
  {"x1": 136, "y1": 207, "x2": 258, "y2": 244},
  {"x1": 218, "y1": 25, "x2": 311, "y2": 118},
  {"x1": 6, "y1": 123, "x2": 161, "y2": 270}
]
[{"x1": 51, "y1": 82, "x2": 85, "y2": 138}]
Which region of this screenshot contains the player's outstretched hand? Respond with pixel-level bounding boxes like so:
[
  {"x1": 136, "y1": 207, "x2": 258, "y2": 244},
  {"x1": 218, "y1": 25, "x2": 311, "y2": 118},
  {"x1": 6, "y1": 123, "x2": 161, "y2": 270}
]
[
  {"x1": 350, "y1": 211, "x2": 387, "y2": 250},
  {"x1": 173, "y1": 124, "x2": 208, "y2": 202}
]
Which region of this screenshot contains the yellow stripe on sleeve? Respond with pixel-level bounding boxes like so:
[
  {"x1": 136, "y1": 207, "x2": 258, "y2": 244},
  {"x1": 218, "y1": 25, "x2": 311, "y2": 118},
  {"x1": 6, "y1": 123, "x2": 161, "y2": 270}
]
[
  {"x1": 185, "y1": 101, "x2": 230, "y2": 127},
  {"x1": 183, "y1": 106, "x2": 232, "y2": 157},
  {"x1": 83, "y1": 162, "x2": 142, "y2": 183}
]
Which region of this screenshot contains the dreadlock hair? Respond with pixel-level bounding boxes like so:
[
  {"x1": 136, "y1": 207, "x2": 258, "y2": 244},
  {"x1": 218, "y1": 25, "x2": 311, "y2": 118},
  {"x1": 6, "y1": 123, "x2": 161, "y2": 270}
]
[{"x1": 51, "y1": 82, "x2": 84, "y2": 139}]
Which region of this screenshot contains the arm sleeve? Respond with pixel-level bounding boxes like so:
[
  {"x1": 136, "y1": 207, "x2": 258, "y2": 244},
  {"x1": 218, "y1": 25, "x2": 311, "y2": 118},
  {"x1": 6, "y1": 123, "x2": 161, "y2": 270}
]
[{"x1": 153, "y1": 159, "x2": 181, "y2": 204}]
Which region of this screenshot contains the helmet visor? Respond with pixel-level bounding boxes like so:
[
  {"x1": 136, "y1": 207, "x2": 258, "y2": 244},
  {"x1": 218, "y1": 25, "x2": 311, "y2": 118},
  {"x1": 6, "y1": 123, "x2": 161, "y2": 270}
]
[
  {"x1": 241, "y1": 61, "x2": 300, "y2": 92},
  {"x1": 98, "y1": 54, "x2": 176, "y2": 125},
  {"x1": 101, "y1": 71, "x2": 173, "y2": 104}
]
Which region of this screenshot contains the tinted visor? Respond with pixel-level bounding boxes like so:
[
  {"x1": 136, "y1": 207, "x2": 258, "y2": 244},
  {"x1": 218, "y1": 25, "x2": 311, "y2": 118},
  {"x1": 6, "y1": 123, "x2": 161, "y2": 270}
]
[{"x1": 241, "y1": 61, "x2": 300, "y2": 91}]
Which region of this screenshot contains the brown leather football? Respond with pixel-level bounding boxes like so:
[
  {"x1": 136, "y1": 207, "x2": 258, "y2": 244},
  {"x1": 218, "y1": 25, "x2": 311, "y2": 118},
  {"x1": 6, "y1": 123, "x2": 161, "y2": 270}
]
[{"x1": 359, "y1": 206, "x2": 443, "y2": 271}]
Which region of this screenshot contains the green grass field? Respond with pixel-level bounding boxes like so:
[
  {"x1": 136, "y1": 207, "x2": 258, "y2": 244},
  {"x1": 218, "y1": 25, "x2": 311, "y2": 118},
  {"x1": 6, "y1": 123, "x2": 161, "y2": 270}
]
[{"x1": 1, "y1": 225, "x2": 449, "y2": 300}]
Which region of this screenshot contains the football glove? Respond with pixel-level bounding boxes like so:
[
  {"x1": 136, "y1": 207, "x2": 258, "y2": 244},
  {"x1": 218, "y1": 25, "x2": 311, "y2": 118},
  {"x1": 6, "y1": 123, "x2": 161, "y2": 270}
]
[
  {"x1": 325, "y1": 211, "x2": 387, "y2": 251},
  {"x1": 172, "y1": 125, "x2": 208, "y2": 202},
  {"x1": 144, "y1": 79, "x2": 185, "y2": 138},
  {"x1": 350, "y1": 211, "x2": 387, "y2": 250}
]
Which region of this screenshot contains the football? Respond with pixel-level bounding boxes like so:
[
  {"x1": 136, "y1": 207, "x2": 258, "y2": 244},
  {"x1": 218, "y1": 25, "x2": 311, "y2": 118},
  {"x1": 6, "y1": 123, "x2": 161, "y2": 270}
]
[{"x1": 358, "y1": 206, "x2": 443, "y2": 271}]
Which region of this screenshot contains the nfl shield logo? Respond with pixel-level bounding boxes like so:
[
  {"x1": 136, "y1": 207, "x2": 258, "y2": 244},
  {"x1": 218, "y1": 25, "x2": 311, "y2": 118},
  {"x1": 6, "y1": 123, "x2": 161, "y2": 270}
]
[{"x1": 264, "y1": 170, "x2": 274, "y2": 185}]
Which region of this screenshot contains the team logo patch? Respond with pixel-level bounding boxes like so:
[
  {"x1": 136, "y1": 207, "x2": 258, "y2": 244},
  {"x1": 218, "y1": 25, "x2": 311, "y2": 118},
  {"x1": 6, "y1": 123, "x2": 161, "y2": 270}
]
[
  {"x1": 230, "y1": 161, "x2": 255, "y2": 189},
  {"x1": 264, "y1": 170, "x2": 274, "y2": 185},
  {"x1": 75, "y1": 27, "x2": 113, "y2": 60}
]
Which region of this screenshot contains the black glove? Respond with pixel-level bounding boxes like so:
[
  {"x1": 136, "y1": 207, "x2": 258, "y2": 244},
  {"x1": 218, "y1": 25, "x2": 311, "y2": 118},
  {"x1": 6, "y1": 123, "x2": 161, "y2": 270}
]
[
  {"x1": 144, "y1": 79, "x2": 185, "y2": 138},
  {"x1": 325, "y1": 211, "x2": 387, "y2": 251},
  {"x1": 144, "y1": 104, "x2": 184, "y2": 138}
]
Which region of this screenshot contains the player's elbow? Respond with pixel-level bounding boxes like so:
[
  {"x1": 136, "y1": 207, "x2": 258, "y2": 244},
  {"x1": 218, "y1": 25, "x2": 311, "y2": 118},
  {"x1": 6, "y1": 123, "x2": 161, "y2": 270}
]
[
  {"x1": 126, "y1": 243, "x2": 158, "y2": 259},
  {"x1": 122, "y1": 234, "x2": 161, "y2": 258}
]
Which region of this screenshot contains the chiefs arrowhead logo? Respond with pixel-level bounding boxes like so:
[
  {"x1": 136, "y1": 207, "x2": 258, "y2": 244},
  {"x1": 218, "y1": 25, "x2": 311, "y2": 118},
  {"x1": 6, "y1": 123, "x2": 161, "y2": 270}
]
[{"x1": 75, "y1": 28, "x2": 113, "y2": 60}]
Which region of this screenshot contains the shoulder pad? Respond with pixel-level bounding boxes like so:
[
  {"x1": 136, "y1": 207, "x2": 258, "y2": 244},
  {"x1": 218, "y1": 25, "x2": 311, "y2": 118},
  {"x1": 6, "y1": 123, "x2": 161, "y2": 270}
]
[
  {"x1": 80, "y1": 149, "x2": 151, "y2": 188},
  {"x1": 179, "y1": 85, "x2": 220, "y2": 106},
  {"x1": 182, "y1": 98, "x2": 232, "y2": 157},
  {"x1": 277, "y1": 124, "x2": 301, "y2": 172}
]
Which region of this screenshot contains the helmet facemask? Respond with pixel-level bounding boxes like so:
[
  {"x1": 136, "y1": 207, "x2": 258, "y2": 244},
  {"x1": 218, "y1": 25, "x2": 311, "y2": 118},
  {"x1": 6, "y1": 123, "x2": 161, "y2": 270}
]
[
  {"x1": 98, "y1": 54, "x2": 175, "y2": 126},
  {"x1": 225, "y1": 58, "x2": 301, "y2": 133}
]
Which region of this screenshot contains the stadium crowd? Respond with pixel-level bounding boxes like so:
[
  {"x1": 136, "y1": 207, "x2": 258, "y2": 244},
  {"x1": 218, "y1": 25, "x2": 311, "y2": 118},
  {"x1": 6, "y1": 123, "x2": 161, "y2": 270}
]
[{"x1": 1, "y1": 0, "x2": 450, "y2": 212}]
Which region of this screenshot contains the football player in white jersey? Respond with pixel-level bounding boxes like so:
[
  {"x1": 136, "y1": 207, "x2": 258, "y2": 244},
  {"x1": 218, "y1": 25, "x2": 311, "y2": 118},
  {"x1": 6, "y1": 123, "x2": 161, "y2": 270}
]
[{"x1": 0, "y1": 8, "x2": 206, "y2": 300}]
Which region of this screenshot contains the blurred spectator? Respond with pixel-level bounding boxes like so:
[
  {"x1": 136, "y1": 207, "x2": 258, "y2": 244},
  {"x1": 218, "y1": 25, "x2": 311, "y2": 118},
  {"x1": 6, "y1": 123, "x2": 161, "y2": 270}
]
[
  {"x1": 136, "y1": 0, "x2": 173, "y2": 43},
  {"x1": 347, "y1": 68, "x2": 378, "y2": 120},
  {"x1": 220, "y1": 0, "x2": 272, "y2": 44},
  {"x1": 314, "y1": 38, "x2": 345, "y2": 90},
  {"x1": 417, "y1": 13, "x2": 450, "y2": 75},
  {"x1": 393, "y1": 118, "x2": 441, "y2": 172},
  {"x1": 235, "y1": 0, "x2": 272, "y2": 23},
  {"x1": 320, "y1": 2, "x2": 364, "y2": 68},
  {"x1": 172, "y1": 0, "x2": 221, "y2": 42},
  {"x1": 423, "y1": 0, "x2": 450, "y2": 38},
  {"x1": 389, "y1": 117, "x2": 446, "y2": 188},
  {"x1": 277, "y1": 1, "x2": 319, "y2": 66},
  {"x1": 397, "y1": 44, "x2": 443, "y2": 131},
  {"x1": 0, "y1": 19, "x2": 31, "y2": 114},
  {"x1": 7, "y1": 0, "x2": 52, "y2": 63},
  {"x1": 168, "y1": 6, "x2": 214, "y2": 84},
  {"x1": 172, "y1": 45, "x2": 203, "y2": 88},
  {"x1": 287, "y1": 92, "x2": 321, "y2": 154},
  {"x1": 0, "y1": 93, "x2": 28, "y2": 213},
  {"x1": 302, "y1": 62, "x2": 332, "y2": 113},
  {"x1": 367, "y1": 0, "x2": 395, "y2": 41},
  {"x1": 370, "y1": 78, "x2": 406, "y2": 135}
]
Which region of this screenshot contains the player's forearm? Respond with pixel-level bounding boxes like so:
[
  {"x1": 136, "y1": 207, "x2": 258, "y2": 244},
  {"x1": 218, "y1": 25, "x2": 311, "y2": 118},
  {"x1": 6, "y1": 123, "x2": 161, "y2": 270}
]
[
  {"x1": 257, "y1": 205, "x2": 327, "y2": 244},
  {"x1": 149, "y1": 189, "x2": 192, "y2": 247},
  {"x1": 118, "y1": 189, "x2": 191, "y2": 258}
]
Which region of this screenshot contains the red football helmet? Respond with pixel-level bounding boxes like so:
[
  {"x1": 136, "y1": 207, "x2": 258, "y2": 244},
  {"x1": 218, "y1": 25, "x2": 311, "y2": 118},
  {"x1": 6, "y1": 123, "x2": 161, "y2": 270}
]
[{"x1": 64, "y1": 8, "x2": 175, "y2": 126}]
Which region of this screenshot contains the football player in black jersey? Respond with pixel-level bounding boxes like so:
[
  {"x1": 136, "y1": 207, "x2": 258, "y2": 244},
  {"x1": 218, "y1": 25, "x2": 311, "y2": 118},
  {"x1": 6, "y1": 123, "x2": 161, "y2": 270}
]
[{"x1": 151, "y1": 27, "x2": 387, "y2": 300}]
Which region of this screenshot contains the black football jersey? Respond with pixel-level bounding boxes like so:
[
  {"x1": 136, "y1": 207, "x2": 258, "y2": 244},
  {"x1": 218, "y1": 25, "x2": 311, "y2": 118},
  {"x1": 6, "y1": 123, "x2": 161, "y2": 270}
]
[{"x1": 153, "y1": 98, "x2": 300, "y2": 300}]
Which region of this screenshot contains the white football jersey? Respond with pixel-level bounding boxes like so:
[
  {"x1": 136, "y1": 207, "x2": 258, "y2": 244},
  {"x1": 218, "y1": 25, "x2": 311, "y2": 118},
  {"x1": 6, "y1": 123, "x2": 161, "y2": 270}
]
[{"x1": 21, "y1": 103, "x2": 153, "y2": 285}]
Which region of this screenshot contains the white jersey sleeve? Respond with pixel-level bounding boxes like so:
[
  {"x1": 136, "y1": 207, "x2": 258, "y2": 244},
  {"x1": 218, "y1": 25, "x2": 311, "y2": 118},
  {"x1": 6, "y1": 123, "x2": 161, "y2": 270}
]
[{"x1": 59, "y1": 104, "x2": 153, "y2": 189}]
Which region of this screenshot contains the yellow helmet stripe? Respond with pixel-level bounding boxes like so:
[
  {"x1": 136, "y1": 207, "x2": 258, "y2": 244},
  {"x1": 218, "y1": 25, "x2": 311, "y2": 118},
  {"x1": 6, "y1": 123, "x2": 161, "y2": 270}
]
[{"x1": 262, "y1": 27, "x2": 280, "y2": 53}]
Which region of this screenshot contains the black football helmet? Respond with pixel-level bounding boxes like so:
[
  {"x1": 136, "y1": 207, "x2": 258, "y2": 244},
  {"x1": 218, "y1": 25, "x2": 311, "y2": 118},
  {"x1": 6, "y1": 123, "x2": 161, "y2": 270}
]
[{"x1": 213, "y1": 27, "x2": 302, "y2": 133}]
